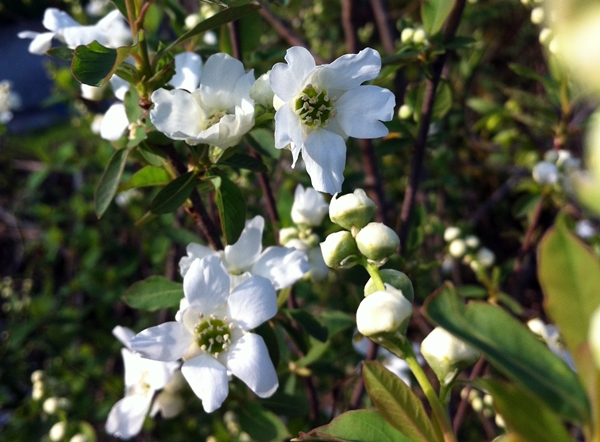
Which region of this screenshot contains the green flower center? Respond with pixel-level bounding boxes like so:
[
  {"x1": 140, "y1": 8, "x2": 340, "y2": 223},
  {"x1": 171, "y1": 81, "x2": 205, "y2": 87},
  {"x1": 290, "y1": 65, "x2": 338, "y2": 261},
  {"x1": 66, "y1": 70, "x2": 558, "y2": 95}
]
[
  {"x1": 194, "y1": 314, "x2": 233, "y2": 358},
  {"x1": 204, "y1": 110, "x2": 227, "y2": 130},
  {"x1": 294, "y1": 84, "x2": 337, "y2": 128}
]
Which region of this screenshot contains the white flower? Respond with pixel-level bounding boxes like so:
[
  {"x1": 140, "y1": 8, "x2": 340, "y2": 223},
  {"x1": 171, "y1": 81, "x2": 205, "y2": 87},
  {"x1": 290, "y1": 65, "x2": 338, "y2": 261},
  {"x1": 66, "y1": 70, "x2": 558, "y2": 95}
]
[
  {"x1": 130, "y1": 256, "x2": 279, "y2": 413},
  {"x1": 151, "y1": 53, "x2": 255, "y2": 149},
  {"x1": 291, "y1": 184, "x2": 329, "y2": 227},
  {"x1": 0, "y1": 81, "x2": 20, "y2": 124},
  {"x1": 179, "y1": 215, "x2": 309, "y2": 290},
  {"x1": 105, "y1": 326, "x2": 179, "y2": 440},
  {"x1": 250, "y1": 71, "x2": 275, "y2": 108},
  {"x1": 356, "y1": 285, "x2": 412, "y2": 337},
  {"x1": 270, "y1": 47, "x2": 395, "y2": 194},
  {"x1": 443, "y1": 226, "x2": 461, "y2": 243},
  {"x1": 18, "y1": 8, "x2": 130, "y2": 55},
  {"x1": 532, "y1": 161, "x2": 559, "y2": 185}
]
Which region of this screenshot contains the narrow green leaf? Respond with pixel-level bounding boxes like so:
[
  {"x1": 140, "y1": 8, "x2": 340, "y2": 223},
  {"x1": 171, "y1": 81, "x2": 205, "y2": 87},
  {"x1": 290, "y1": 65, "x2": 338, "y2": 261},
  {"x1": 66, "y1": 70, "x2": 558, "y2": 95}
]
[
  {"x1": 124, "y1": 87, "x2": 143, "y2": 123},
  {"x1": 150, "y1": 171, "x2": 197, "y2": 214},
  {"x1": 126, "y1": 125, "x2": 147, "y2": 148},
  {"x1": 261, "y1": 391, "x2": 310, "y2": 418},
  {"x1": 71, "y1": 41, "x2": 134, "y2": 86},
  {"x1": 219, "y1": 153, "x2": 269, "y2": 172},
  {"x1": 238, "y1": 402, "x2": 290, "y2": 441},
  {"x1": 286, "y1": 310, "x2": 328, "y2": 342},
  {"x1": 109, "y1": 0, "x2": 128, "y2": 17},
  {"x1": 95, "y1": 147, "x2": 129, "y2": 218},
  {"x1": 46, "y1": 47, "x2": 74, "y2": 61},
  {"x1": 477, "y1": 379, "x2": 572, "y2": 442},
  {"x1": 302, "y1": 410, "x2": 412, "y2": 442},
  {"x1": 321, "y1": 310, "x2": 355, "y2": 336},
  {"x1": 209, "y1": 175, "x2": 246, "y2": 245},
  {"x1": 120, "y1": 166, "x2": 170, "y2": 191},
  {"x1": 423, "y1": 284, "x2": 590, "y2": 422},
  {"x1": 137, "y1": 142, "x2": 167, "y2": 166},
  {"x1": 363, "y1": 361, "x2": 441, "y2": 442},
  {"x1": 416, "y1": 79, "x2": 453, "y2": 122},
  {"x1": 245, "y1": 128, "x2": 281, "y2": 159},
  {"x1": 124, "y1": 276, "x2": 183, "y2": 311},
  {"x1": 421, "y1": 0, "x2": 456, "y2": 35}
]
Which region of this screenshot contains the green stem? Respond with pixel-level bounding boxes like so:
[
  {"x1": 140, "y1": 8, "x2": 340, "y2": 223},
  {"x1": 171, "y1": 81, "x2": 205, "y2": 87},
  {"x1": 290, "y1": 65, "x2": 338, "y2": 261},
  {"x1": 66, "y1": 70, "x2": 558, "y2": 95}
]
[
  {"x1": 254, "y1": 112, "x2": 275, "y2": 127},
  {"x1": 363, "y1": 260, "x2": 385, "y2": 291}
]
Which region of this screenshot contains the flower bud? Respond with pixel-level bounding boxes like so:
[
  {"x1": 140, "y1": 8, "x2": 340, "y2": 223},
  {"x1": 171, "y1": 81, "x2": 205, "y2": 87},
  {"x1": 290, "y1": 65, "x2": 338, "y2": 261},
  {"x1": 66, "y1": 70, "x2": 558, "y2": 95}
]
[
  {"x1": 532, "y1": 161, "x2": 559, "y2": 185},
  {"x1": 576, "y1": 220, "x2": 595, "y2": 239},
  {"x1": 355, "y1": 222, "x2": 400, "y2": 262},
  {"x1": 307, "y1": 247, "x2": 329, "y2": 282},
  {"x1": 530, "y1": 7, "x2": 544, "y2": 25},
  {"x1": 364, "y1": 269, "x2": 414, "y2": 302},
  {"x1": 401, "y1": 28, "x2": 415, "y2": 44},
  {"x1": 476, "y1": 247, "x2": 495, "y2": 268},
  {"x1": 70, "y1": 434, "x2": 88, "y2": 442},
  {"x1": 250, "y1": 71, "x2": 275, "y2": 108},
  {"x1": 279, "y1": 227, "x2": 299, "y2": 246},
  {"x1": 49, "y1": 422, "x2": 67, "y2": 441},
  {"x1": 31, "y1": 370, "x2": 45, "y2": 383},
  {"x1": 589, "y1": 306, "x2": 600, "y2": 368},
  {"x1": 320, "y1": 231, "x2": 359, "y2": 268},
  {"x1": 356, "y1": 285, "x2": 412, "y2": 336},
  {"x1": 32, "y1": 382, "x2": 44, "y2": 400},
  {"x1": 43, "y1": 397, "x2": 59, "y2": 414},
  {"x1": 80, "y1": 84, "x2": 105, "y2": 101},
  {"x1": 420, "y1": 327, "x2": 480, "y2": 386},
  {"x1": 464, "y1": 235, "x2": 480, "y2": 249},
  {"x1": 539, "y1": 28, "x2": 552, "y2": 45},
  {"x1": 448, "y1": 239, "x2": 467, "y2": 258},
  {"x1": 412, "y1": 29, "x2": 427, "y2": 45},
  {"x1": 184, "y1": 13, "x2": 201, "y2": 29},
  {"x1": 291, "y1": 185, "x2": 329, "y2": 227},
  {"x1": 397, "y1": 104, "x2": 413, "y2": 120},
  {"x1": 543, "y1": 150, "x2": 559, "y2": 163},
  {"x1": 329, "y1": 189, "x2": 376, "y2": 231},
  {"x1": 443, "y1": 226, "x2": 461, "y2": 242}
]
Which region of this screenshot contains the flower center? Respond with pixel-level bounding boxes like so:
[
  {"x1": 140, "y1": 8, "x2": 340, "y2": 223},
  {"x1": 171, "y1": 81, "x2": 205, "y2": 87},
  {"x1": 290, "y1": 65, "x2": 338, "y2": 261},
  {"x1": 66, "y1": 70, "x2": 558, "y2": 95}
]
[
  {"x1": 294, "y1": 84, "x2": 337, "y2": 128},
  {"x1": 206, "y1": 110, "x2": 227, "y2": 128},
  {"x1": 129, "y1": 370, "x2": 151, "y2": 396},
  {"x1": 194, "y1": 314, "x2": 233, "y2": 358}
]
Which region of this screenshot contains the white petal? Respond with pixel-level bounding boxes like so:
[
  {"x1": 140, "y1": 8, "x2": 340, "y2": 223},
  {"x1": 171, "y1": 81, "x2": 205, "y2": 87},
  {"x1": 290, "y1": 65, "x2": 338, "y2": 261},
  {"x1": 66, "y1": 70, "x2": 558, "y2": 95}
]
[
  {"x1": 129, "y1": 322, "x2": 192, "y2": 361},
  {"x1": 60, "y1": 26, "x2": 105, "y2": 48},
  {"x1": 18, "y1": 31, "x2": 55, "y2": 55},
  {"x1": 109, "y1": 75, "x2": 130, "y2": 101},
  {"x1": 227, "y1": 276, "x2": 277, "y2": 330},
  {"x1": 43, "y1": 8, "x2": 79, "y2": 32},
  {"x1": 226, "y1": 333, "x2": 278, "y2": 398},
  {"x1": 252, "y1": 246, "x2": 309, "y2": 290},
  {"x1": 336, "y1": 85, "x2": 394, "y2": 139},
  {"x1": 224, "y1": 216, "x2": 264, "y2": 272},
  {"x1": 100, "y1": 103, "x2": 128, "y2": 141},
  {"x1": 181, "y1": 355, "x2": 229, "y2": 413},
  {"x1": 113, "y1": 326, "x2": 135, "y2": 349},
  {"x1": 273, "y1": 104, "x2": 303, "y2": 150},
  {"x1": 192, "y1": 102, "x2": 254, "y2": 149},
  {"x1": 150, "y1": 88, "x2": 204, "y2": 140},
  {"x1": 105, "y1": 394, "x2": 153, "y2": 440},
  {"x1": 309, "y1": 48, "x2": 382, "y2": 91},
  {"x1": 170, "y1": 52, "x2": 203, "y2": 92},
  {"x1": 179, "y1": 243, "x2": 216, "y2": 277},
  {"x1": 183, "y1": 256, "x2": 230, "y2": 313},
  {"x1": 270, "y1": 46, "x2": 316, "y2": 102},
  {"x1": 301, "y1": 129, "x2": 347, "y2": 194},
  {"x1": 200, "y1": 53, "x2": 247, "y2": 110}
]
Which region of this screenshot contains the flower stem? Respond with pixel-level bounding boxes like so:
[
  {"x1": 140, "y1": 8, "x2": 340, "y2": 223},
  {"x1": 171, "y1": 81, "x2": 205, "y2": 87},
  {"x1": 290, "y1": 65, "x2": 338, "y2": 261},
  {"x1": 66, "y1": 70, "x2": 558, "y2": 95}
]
[{"x1": 363, "y1": 260, "x2": 385, "y2": 291}]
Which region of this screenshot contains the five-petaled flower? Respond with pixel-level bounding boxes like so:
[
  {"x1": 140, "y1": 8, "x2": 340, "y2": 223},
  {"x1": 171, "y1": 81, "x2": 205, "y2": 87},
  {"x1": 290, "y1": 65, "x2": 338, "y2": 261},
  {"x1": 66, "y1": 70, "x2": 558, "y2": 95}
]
[
  {"x1": 270, "y1": 46, "x2": 395, "y2": 194},
  {"x1": 129, "y1": 256, "x2": 279, "y2": 413}
]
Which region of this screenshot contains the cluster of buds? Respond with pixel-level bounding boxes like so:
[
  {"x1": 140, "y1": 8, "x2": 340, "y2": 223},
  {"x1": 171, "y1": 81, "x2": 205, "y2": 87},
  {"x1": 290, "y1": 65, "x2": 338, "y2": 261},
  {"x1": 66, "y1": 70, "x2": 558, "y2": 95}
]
[
  {"x1": 400, "y1": 26, "x2": 429, "y2": 47},
  {"x1": 532, "y1": 149, "x2": 581, "y2": 187},
  {"x1": 460, "y1": 387, "x2": 505, "y2": 428},
  {"x1": 443, "y1": 227, "x2": 495, "y2": 273}
]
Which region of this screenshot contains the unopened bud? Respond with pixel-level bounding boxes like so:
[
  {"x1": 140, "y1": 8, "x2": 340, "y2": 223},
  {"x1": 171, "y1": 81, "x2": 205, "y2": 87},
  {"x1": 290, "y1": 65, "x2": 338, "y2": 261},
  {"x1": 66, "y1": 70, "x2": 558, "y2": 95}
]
[
  {"x1": 291, "y1": 184, "x2": 329, "y2": 227},
  {"x1": 69, "y1": 435, "x2": 88, "y2": 442},
  {"x1": 356, "y1": 285, "x2": 413, "y2": 336},
  {"x1": 420, "y1": 327, "x2": 480, "y2": 386},
  {"x1": 320, "y1": 231, "x2": 359, "y2": 268},
  {"x1": 279, "y1": 227, "x2": 299, "y2": 246},
  {"x1": 530, "y1": 7, "x2": 544, "y2": 25},
  {"x1": 412, "y1": 28, "x2": 427, "y2": 45},
  {"x1": 184, "y1": 13, "x2": 201, "y2": 29},
  {"x1": 401, "y1": 28, "x2": 415, "y2": 44},
  {"x1": 329, "y1": 189, "x2": 376, "y2": 231},
  {"x1": 250, "y1": 71, "x2": 275, "y2": 109},
  {"x1": 49, "y1": 422, "x2": 67, "y2": 441},
  {"x1": 31, "y1": 370, "x2": 45, "y2": 383},
  {"x1": 476, "y1": 247, "x2": 495, "y2": 268},
  {"x1": 364, "y1": 269, "x2": 414, "y2": 302},
  {"x1": 539, "y1": 28, "x2": 552, "y2": 45},
  {"x1": 532, "y1": 161, "x2": 559, "y2": 185},
  {"x1": 355, "y1": 222, "x2": 399, "y2": 262},
  {"x1": 443, "y1": 226, "x2": 461, "y2": 242},
  {"x1": 449, "y1": 239, "x2": 467, "y2": 258},
  {"x1": 80, "y1": 84, "x2": 105, "y2": 101},
  {"x1": 464, "y1": 235, "x2": 480, "y2": 249},
  {"x1": 398, "y1": 104, "x2": 413, "y2": 120}
]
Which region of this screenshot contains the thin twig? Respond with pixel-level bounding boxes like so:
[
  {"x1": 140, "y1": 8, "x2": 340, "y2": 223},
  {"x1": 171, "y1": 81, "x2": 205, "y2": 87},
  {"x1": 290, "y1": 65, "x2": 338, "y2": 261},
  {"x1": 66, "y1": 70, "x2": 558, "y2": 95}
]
[
  {"x1": 369, "y1": 0, "x2": 396, "y2": 56},
  {"x1": 513, "y1": 196, "x2": 545, "y2": 274},
  {"x1": 348, "y1": 340, "x2": 378, "y2": 409},
  {"x1": 398, "y1": 0, "x2": 467, "y2": 255},
  {"x1": 452, "y1": 356, "x2": 486, "y2": 433}
]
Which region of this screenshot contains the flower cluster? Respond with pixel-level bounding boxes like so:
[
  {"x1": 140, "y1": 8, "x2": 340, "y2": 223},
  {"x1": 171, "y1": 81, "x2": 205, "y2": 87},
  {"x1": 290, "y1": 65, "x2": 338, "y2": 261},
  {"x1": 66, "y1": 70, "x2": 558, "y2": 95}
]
[
  {"x1": 0, "y1": 81, "x2": 20, "y2": 124},
  {"x1": 532, "y1": 149, "x2": 581, "y2": 188},
  {"x1": 443, "y1": 227, "x2": 495, "y2": 273}
]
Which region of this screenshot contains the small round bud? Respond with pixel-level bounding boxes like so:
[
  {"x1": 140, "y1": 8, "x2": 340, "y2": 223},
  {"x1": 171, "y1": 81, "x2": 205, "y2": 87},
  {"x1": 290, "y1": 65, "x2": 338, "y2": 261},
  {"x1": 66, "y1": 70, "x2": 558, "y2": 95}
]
[
  {"x1": 576, "y1": 220, "x2": 595, "y2": 239},
  {"x1": 548, "y1": 38, "x2": 558, "y2": 54},
  {"x1": 420, "y1": 327, "x2": 480, "y2": 386},
  {"x1": 329, "y1": 189, "x2": 376, "y2": 231},
  {"x1": 356, "y1": 285, "x2": 413, "y2": 336},
  {"x1": 556, "y1": 149, "x2": 572, "y2": 167},
  {"x1": 441, "y1": 256, "x2": 453, "y2": 274},
  {"x1": 412, "y1": 28, "x2": 427, "y2": 45},
  {"x1": 250, "y1": 71, "x2": 275, "y2": 109},
  {"x1": 320, "y1": 231, "x2": 359, "y2": 268},
  {"x1": 49, "y1": 422, "x2": 67, "y2": 441},
  {"x1": 43, "y1": 397, "x2": 60, "y2": 414},
  {"x1": 397, "y1": 104, "x2": 413, "y2": 120},
  {"x1": 476, "y1": 247, "x2": 495, "y2": 268},
  {"x1": 401, "y1": 28, "x2": 415, "y2": 44},
  {"x1": 532, "y1": 161, "x2": 559, "y2": 185},
  {"x1": 530, "y1": 7, "x2": 544, "y2": 25},
  {"x1": 495, "y1": 414, "x2": 506, "y2": 428},
  {"x1": 464, "y1": 235, "x2": 480, "y2": 249},
  {"x1": 520, "y1": 0, "x2": 530, "y2": 4},
  {"x1": 355, "y1": 223, "x2": 400, "y2": 262},
  {"x1": 443, "y1": 226, "x2": 461, "y2": 242},
  {"x1": 184, "y1": 13, "x2": 201, "y2": 29},
  {"x1": 285, "y1": 239, "x2": 309, "y2": 252},
  {"x1": 539, "y1": 28, "x2": 552, "y2": 45},
  {"x1": 543, "y1": 150, "x2": 559, "y2": 163},
  {"x1": 448, "y1": 239, "x2": 467, "y2": 258},
  {"x1": 279, "y1": 227, "x2": 299, "y2": 246},
  {"x1": 32, "y1": 383, "x2": 44, "y2": 400},
  {"x1": 70, "y1": 434, "x2": 88, "y2": 442},
  {"x1": 307, "y1": 247, "x2": 330, "y2": 282},
  {"x1": 364, "y1": 269, "x2": 414, "y2": 302},
  {"x1": 471, "y1": 396, "x2": 484, "y2": 413},
  {"x1": 31, "y1": 370, "x2": 45, "y2": 383},
  {"x1": 291, "y1": 185, "x2": 329, "y2": 227},
  {"x1": 483, "y1": 394, "x2": 494, "y2": 406},
  {"x1": 589, "y1": 306, "x2": 600, "y2": 368}
]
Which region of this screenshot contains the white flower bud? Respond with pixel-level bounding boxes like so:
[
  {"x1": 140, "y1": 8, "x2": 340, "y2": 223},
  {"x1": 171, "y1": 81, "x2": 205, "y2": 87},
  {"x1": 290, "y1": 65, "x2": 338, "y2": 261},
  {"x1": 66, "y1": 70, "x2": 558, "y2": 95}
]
[
  {"x1": 539, "y1": 28, "x2": 552, "y2": 45},
  {"x1": 364, "y1": 269, "x2": 414, "y2": 302},
  {"x1": 306, "y1": 247, "x2": 329, "y2": 282},
  {"x1": 329, "y1": 189, "x2": 376, "y2": 231},
  {"x1": 32, "y1": 383, "x2": 44, "y2": 400},
  {"x1": 532, "y1": 161, "x2": 558, "y2": 185},
  {"x1": 495, "y1": 414, "x2": 506, "y2": 428},
  {"x1": 320, "y1": 231, "x2": 359, "y2": 268},
  {"x1": 397, "y1": 104, "x2": 413, "y2": 120},
  {"x1": 548, "y1": 38, "x2": 558, "y2": 54},
  {"x1": 556, "y1": 149, "x2": 572, "y2": 167},
  {"x1": 49, "y1": 422, "x2": 67, "y2": 441},
  {"x1": 355, "y1": 222, "x2": 400, "y2": 262},
  {"x1": 285, "y1": 238, "x2": 309, "y2": 252},
  {"x1": 184, "y1": 13, "x2": 201, "y2": 29},
  {"x1": 441, "y1": 256, "x2": 453, "y2": 274},
  {"x1": 356, "y1": 285, "x2": 412, "y2": 336},
  {"x1": 69, "y1": 434, "x2": 88, "y2": 442},
  {"x1": 91, "y1": 114, "x2": 103, "y2": 135},
  {"x1": 250, "y1": 71, "x2": 275, "y2": 108},
  {"x1": 464, "y1": 235, "x2": 480, "y2": 249},
  {"x1": 449, "y1": 239, "x2": 467, "y2": 258},
  {"x1": 443, "y1": 226, "x2": 461, "y2": 242},
  {"x1": 576, "y1": 220, "x2": 595, "y2": 239},
  {"x1": 420, "y1": 327, "x2": 480, "y2": 386},
  {"x1": 401, "y1": 28, "x2": 415, "y2": 44},
  {"x1": 471, "y1": 396, "x2": 483, "y2": 413},
  {"x1": 279, "y1": 227, "x2": 299, "y2": 246},
  {"x1": 43, "y1": 397, "x2": 60, "y2": 414},
  {"x1": 469, "y1": 260, "x2": 482, "y2": 273},
  {"x1": 530, "y1": 7, "x2": 544, "y2": 25},
  {"x1": 476, "y1": 247, "x2": 495, "y2": 268},
  {"x1": 527, "y1": 318, "x2": 546, "y2": 337},
  {"x1": 291, "y1": 185, "x2": 329, "y2": 227},
  {"x1": 483, "y1": 394, "x2": 494, "y2": 406},
  {"x1": 543, "y1": 150, "x2": 559, "y2": 163},
  {"x1": 31, "y1": 370, "x2": 45, "y2": 383},
  {"x1": 589, "y1": 306, "x2": 600, "y2": 368},
  {"x1": 412, "y1": 28, "x2": 427, "y2": 45},
  {"x1": 80, "y1": 84, "x2": 105, "y2": 101}
]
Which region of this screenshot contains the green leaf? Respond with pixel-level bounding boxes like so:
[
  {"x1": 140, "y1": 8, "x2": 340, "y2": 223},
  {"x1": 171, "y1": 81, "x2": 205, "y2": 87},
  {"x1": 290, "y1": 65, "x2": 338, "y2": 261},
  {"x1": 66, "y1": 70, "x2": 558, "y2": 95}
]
[
  {"x1": 46, "y1": 47, "x2": 74, "y2": 61},
  {"x1": 456, "y1": 285, "x2": 488, "y2": 299},
  {"x1": 72, "y1": 41, "x2": 134, "y2": 86},
  {"x1": 261, "y1": 391, "x2": 310, "y2": 418},
  {"x1": 109, "y1": 0, "x2": 128, "y2": 17},
  {"x1": 245, "y1": 128, "x2": 281, "y2": 159},
  {"x1": 301, "y1": 410, "x2": 412, "y2": 442},
  {"x1": 423, "y1": 284, "x2": 590, "y2": 422},
  {"x1": 286, "y1": 309, "x2": 328, "y2": 342},
  {"x1": 296, "y1": 339, "x2": 329, "y2": 367},
  {"x1": 150, "y1": 171, "x2": 197, "y2": 215},
  {"x1": 208, "y1": 175, "x2": 246, "y2": 245},
  {"x1": 321, "y1": 310, "x2": 355, "y2": 336},
  {"x1": 137, "y1": 142, "x2": 167, "y2": 166},
  {"x1": 126, "y1": 125, "x2": 147, "y2": 148},
  {"x1": 219, "y1": 153, "x2": 269, "y2": 172},
  {"x1": 124, "y1": 276, "x2": 183, "y2": 311},
  {"x1": 119, "y1": 166, "x2": 170, "y2": 191},
  {"x1": 416, "y1": 79, "x2": 453, "y2": 122},
  {"x1": 421, "y1": 0, "x2": 456, "y2": 35},
  {"x1": 363, "y1": 361, "x2": 441, "y2": 442},
  {"x1": 95, "y1": 147, "x2": 129, "y2": 218},
  {"x1": 238, "y1": 402, "x2": 290, "y2": 441},
  {"x1": 124, "y1": 87, "x2": 143, "y2": 124},
  {"x1": 477, "y1": 379, "x2": 572, "y2": 442}
]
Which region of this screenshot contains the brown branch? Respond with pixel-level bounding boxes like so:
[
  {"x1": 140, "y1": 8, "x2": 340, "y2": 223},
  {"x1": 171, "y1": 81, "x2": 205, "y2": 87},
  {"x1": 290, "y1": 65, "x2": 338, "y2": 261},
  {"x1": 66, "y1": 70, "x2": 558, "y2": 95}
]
[
  {"x1": 340, "y1": 0, "x2": 358, "y2": 54},
  {"x1": 398, "y1": 0, "x2": 466, "y2": 255},
  {"x1": 369, "y1": 0, "x2": 396, "y2": 56},
  {"x1": 452, "y1": 356, "x2": 486, "y2": 433},
  {"x1": 348, "y1": 339, "x2": 378, "y2": 409}
]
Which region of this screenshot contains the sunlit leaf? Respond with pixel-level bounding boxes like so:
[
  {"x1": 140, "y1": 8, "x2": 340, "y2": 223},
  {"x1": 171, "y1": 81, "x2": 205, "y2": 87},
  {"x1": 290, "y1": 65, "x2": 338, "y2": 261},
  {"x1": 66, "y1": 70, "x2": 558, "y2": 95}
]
[{"x1": 124, "y1": 276, "x2": 183, "y2": 311}]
